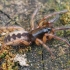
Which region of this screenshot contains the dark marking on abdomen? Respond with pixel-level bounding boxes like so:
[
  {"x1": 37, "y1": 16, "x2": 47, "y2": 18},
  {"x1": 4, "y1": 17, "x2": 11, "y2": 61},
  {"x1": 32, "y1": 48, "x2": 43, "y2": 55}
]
[
  {"x1": 12, "y1": 34, "x2": 16, "y2": 39},
  {"x1": 4, "y1": 32, "x2": 33, "y2": 43},
  {"x1": 5, "y1": 35, "x2": 11, "y2": 42},
  {"x1": 16, "y1": 33, "x2": 21, "y2": 38}
]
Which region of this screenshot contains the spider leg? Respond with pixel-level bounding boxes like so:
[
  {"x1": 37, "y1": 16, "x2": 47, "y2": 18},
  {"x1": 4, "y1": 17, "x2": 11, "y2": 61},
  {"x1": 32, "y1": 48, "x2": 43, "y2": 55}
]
[
  {"x1": 38, "y1": 9, "x2": 68, "y2": 28},
  {"x1": 5, "y1": 39, "x2": 31, "y2": 46},
  {"x1": 0, "y1": 40, "x2": 31, "y2": 54},
  {"x1": 45, "y1": 34, "x2": 70, "y2": 47},
  {"x1": 0, "y1": 26, "x2": 24, "y2": 32},
  {"x1": 44, "y1": 9, "x2": 68, "y2": 20},
  {"x1": 36, "y1": 38, "x2": 54, "y2": 58},
  {"x1": 38, "y1": 15, "x2": 59, "y2": 28},
  {"x1": 54, "y1": 26, "x2": 70, "y2": 31},
  {"x1": 30, "y1": 7, "x2": 39, "y2": 30}
]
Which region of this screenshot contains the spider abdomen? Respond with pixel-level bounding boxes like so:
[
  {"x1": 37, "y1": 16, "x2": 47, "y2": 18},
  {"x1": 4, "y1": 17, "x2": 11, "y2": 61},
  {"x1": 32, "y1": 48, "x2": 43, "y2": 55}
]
[{"x1": 4, "y1": 30, "x2": 33, "y2": 46}]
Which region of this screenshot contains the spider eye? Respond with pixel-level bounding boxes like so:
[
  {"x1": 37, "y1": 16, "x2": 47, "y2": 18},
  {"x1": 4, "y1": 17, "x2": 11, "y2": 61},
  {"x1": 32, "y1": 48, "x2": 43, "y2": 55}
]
[{"x1": 48, "y1": 28, "x2": 51, "y2": 31}]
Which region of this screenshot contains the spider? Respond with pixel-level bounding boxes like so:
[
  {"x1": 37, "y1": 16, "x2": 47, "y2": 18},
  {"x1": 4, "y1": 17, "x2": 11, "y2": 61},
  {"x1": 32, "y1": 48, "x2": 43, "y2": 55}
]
[{"x1": 0, "y1": 8, "x2": 70, "y2": 58}]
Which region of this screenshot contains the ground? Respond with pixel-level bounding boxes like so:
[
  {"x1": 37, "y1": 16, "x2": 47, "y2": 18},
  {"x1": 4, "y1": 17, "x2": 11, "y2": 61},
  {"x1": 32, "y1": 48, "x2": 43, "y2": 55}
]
[{"x1": 0, "y1": 0, "x2": 70, "y2": 70}]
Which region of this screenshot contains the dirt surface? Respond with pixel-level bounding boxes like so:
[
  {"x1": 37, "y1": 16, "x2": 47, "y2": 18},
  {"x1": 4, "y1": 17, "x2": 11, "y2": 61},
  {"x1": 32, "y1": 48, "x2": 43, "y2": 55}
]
[{"x1": 0, "y1": 0, "x2": 70, "y2": 70}]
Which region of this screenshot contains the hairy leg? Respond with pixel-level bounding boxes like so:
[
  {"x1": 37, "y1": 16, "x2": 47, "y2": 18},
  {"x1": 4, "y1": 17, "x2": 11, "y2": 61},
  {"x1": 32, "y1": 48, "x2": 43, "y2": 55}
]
[
  {"x1": 0, "y1": 25, "x2": 24, "y2": 32},
  {"x1": 30, "y1": 7, "x2": 39, "y2": 30},
  {"x1": 45, "y1": 33, "x2": 70, "y2": 47},
  {"x1": 38, "y1": 10, "x2": 68, "y2": 28},
  {"x1": 53, "y1": 26, "x2": 70, "y2": 31},
  {"x1": 38, "y1": 15, "x2": 59, "y2": 28},
  {"x1": 36, "y1": 38, "x2": 54, "y2": 58},
  {"x1": 5, "y1": 39, "x2": 31, "y2": 46},
  {"x1": 44, "y1": 9, "x2": 68, "y2": 20}
]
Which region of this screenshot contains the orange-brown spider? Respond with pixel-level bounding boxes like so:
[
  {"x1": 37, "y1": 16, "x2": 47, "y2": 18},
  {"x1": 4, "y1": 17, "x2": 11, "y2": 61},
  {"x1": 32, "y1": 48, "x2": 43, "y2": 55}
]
[{"x1": 0, "y1": 8, "x2": 70, "y2": 58}]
